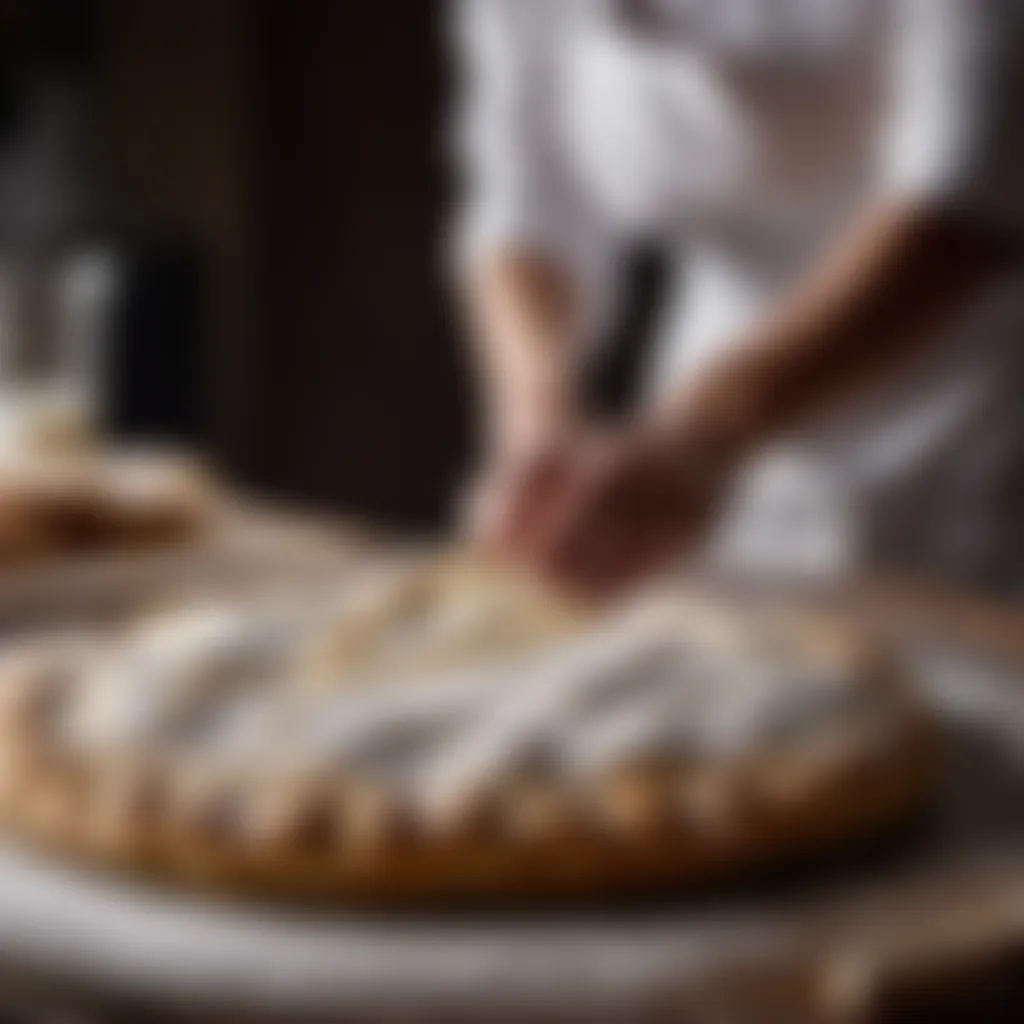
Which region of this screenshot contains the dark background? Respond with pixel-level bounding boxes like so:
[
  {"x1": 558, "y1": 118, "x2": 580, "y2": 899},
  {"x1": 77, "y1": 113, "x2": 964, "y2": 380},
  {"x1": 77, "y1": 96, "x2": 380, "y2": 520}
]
[
  {"x1": 249, "y1": 1, "x2": 469, "y2": 529},
  {"x1": 0, "y1": 0, "x2": 660, "y2": 532}
]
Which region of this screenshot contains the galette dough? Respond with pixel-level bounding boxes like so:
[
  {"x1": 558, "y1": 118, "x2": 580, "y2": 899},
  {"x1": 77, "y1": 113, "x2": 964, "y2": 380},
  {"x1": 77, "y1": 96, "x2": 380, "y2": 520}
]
[{"x1": 0, "y1": 561, "x2": 938, "y2": 903}]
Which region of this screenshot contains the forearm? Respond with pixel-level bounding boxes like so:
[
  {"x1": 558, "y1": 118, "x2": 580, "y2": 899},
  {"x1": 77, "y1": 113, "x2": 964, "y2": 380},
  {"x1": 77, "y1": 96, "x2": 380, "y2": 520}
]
[
  {"x1": 653, "y1": 202, "x2": 1020, "y2": 462},
  {"x1": 463, "y1": 249, "x2": 584, "y2": 455}
]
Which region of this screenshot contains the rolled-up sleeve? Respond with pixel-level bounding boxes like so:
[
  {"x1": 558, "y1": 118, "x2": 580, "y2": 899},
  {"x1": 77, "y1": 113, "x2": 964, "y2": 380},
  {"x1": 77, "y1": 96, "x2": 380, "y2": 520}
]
[
  {"x1": 449, "y1": 0, "x2": 613, "y2": 327},
  {"x1": 878, "y1": 0, "x2": 1024, "y2": 233}
]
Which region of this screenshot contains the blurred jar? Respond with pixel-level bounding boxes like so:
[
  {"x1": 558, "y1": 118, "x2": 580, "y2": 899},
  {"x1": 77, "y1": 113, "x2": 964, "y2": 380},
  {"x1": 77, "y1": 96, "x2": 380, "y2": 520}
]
[
  {"x1": 0, "y1": 246, "x2": 119, "y2": 457},
  {"x1": 0, "y1": 0, "x2": 118, "y2": 459}
]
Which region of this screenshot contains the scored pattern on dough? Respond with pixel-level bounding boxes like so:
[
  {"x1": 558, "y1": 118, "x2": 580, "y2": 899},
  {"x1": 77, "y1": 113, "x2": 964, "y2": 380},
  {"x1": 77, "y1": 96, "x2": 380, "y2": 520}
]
[{"x1": 27, "y1": 577, "x2": 899, "y2": 790}]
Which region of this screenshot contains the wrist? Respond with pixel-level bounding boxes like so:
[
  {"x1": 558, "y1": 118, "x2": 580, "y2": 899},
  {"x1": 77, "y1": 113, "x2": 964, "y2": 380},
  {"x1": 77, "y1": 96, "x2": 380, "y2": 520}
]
[
  {"x1": 490, "y1": 389, "x2": 577, "y2": 462},
  {"x1": 488, "y1": 363, "x2": 578, "y2": 460},
  {"x1": 644, "y1": 364, "x2": 770, "y2": 484}
]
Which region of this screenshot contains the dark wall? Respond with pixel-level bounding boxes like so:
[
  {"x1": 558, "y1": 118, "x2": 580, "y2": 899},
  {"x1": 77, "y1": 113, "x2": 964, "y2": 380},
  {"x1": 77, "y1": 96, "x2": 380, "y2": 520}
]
[
  {"x1": 250, "y1": 1, "x2": 472, "y2": 531},
  {"x1": 91, "y1": 0, "x2": 656, "y2": 533}
]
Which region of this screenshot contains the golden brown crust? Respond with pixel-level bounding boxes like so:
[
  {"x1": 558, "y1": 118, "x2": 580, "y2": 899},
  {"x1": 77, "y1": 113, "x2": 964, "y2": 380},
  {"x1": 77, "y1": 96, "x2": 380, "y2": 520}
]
[
  {"x1": 0, "y1": 577, "x2": 942, "y2": 905},
  {"x1": 0, "y1": 702, "x2": 938, "y2": 905}
]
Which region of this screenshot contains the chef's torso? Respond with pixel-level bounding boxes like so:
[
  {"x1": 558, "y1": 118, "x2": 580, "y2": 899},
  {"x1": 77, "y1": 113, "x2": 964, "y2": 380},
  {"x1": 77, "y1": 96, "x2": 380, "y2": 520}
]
[{"x1": 455, "y1": 0, "x2": 1024, "y2": 585}]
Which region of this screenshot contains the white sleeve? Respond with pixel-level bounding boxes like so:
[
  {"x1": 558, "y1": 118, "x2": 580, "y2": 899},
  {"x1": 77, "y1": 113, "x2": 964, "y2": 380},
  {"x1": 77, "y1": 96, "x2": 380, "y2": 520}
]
[
  {"x1": 448, "y1": 0, "x2": 613, "y2": 327},
  {"x1": 878, "y1": 0, "x2": 1024, "y2": 232}
]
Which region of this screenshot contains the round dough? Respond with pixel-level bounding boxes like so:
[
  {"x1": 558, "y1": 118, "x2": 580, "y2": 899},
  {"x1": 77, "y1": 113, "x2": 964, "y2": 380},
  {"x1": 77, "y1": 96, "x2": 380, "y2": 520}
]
[{"x1": 0, "y1": 564, "x2": 939, "y2": 904}]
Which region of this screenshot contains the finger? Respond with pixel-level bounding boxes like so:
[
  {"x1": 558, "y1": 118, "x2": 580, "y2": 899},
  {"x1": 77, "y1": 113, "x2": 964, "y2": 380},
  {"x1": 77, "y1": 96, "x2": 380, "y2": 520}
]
[
  {"x1": 530, "y1": 435, "x2": 624, "y2": 556},
  {"x1": 545, "y1": 505, "x2": 647, "y2": 596},
  {"x1": 554, "y1": 504, "x2": 701, "y2": 599},
  {"x1": 518, "y1": 460, "x2": 602, "y2": 577},
  {"x1": 489, "y1": 450, "x2": 578, "y2": 559},
  {"x1": 539, "y1": 454, "x2": 640, "y2": 585}
]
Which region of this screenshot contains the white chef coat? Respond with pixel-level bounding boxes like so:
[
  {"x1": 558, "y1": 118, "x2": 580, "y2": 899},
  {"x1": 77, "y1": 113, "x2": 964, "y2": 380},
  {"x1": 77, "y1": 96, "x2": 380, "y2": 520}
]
[{"x1": 452, "y1": 0, "x2": 1024, "y2": 587}]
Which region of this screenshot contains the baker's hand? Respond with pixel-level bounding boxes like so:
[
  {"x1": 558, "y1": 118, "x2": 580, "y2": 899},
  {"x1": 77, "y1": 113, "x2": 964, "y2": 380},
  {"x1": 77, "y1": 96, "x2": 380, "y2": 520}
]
[
  {"x1": 469, "y1": 423, "x2": 734, "y2": 599},
  {"x1": 461, "y1": 433, "x2": 576, "y2": 555}
]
